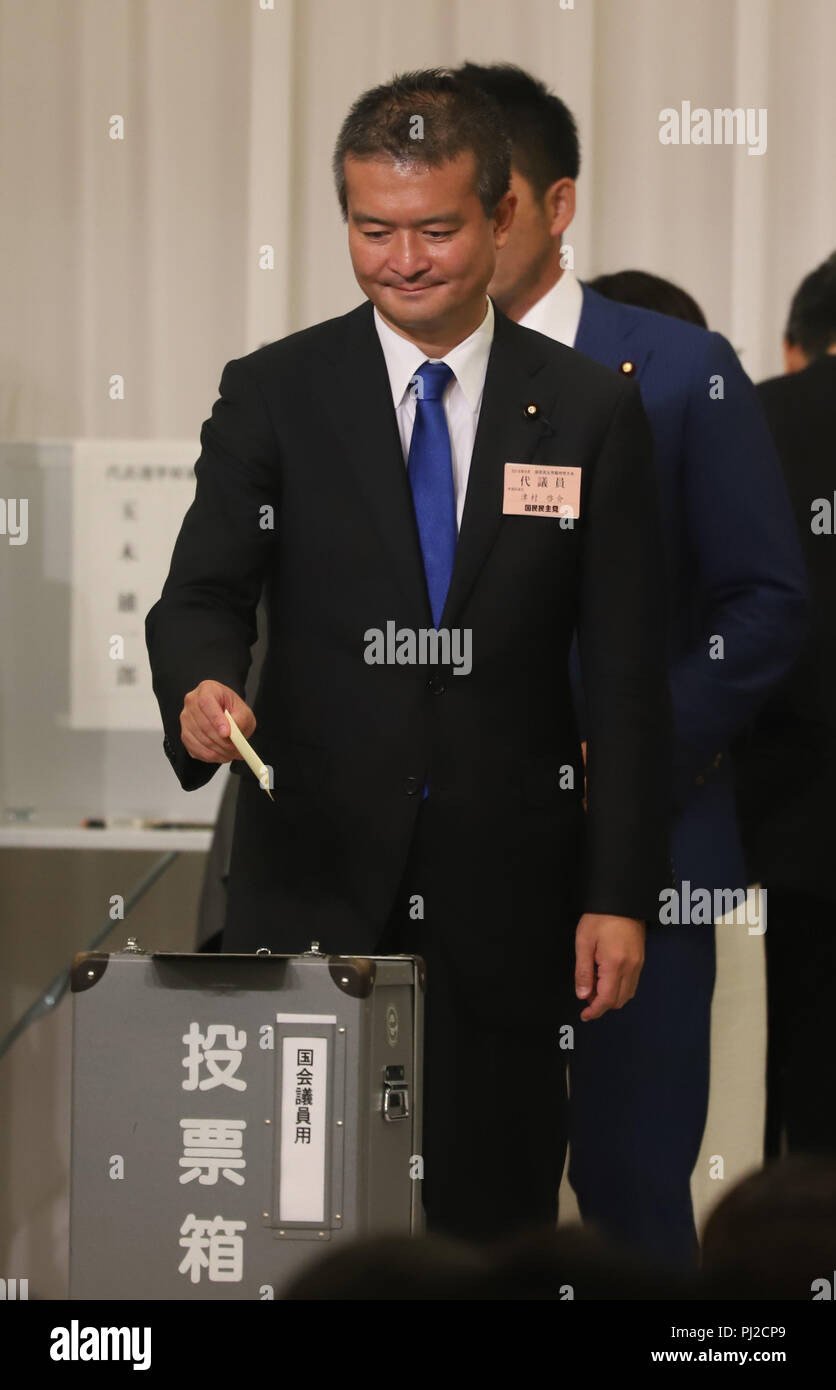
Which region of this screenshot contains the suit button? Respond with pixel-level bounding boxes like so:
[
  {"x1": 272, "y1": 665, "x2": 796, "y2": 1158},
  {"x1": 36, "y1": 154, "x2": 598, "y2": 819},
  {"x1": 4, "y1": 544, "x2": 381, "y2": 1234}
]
[
  {"x1": 404, "y1": 777, "x2": 420, "y2": 796},
  {"x1": 427, "y1": 675, "x2": 445, "y2": 695},
  {"x1": 695, "y1": 774, "x2": 705, "y2": 785}
]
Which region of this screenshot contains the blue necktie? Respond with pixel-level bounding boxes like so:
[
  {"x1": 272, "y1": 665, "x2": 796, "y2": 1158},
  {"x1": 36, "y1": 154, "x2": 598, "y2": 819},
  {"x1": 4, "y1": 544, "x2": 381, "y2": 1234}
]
[
  {"x1": 406, "y1": 360, "x2": 456, "y2": 801},
  {"x1": 407, "y1": 361, "x2": 456, "y2": 629}
]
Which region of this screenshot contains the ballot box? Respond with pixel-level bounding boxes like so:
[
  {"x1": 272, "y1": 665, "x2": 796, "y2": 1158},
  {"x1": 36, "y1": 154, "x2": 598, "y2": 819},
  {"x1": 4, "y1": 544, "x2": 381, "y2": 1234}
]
[{"x1": 68, "y1": 944, "x2": 424, "y2": 1299}]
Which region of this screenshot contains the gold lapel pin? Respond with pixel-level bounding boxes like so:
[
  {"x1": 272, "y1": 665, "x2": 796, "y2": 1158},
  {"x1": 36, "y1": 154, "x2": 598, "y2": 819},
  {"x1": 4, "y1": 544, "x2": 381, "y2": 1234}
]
[
  {"x1": 524, "y1": 402, "x2": 541, "y2": 418},
  {"x1": 619, "y1": 360, "x2": 636, "y2": 375}
]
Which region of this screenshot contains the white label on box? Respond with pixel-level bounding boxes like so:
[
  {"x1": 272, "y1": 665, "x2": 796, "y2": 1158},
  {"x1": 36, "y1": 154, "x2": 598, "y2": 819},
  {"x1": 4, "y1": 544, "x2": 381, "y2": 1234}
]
[{"x1": 279, "y1": 1035, "x2": 328, "y2": 1224}]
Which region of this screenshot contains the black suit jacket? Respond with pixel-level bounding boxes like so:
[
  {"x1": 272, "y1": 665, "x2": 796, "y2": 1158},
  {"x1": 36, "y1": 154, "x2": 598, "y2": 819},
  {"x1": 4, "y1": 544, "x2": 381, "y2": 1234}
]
[
  {"x1": 146, "y1": 298, "x2": 672, "y2": 1010},
  {"x1": 733, "y1": 354, "x2": 836, "y2": 903}
]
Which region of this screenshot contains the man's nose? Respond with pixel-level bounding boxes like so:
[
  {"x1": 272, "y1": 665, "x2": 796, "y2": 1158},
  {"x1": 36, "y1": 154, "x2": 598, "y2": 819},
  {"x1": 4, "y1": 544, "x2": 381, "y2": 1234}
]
[{"x1": 386, "y1": 231, "x2": 433, "y2": 280}]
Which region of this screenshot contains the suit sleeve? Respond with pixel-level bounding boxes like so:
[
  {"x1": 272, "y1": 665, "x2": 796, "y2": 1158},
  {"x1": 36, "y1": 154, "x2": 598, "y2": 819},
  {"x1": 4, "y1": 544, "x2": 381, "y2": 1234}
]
[
  {"x1": 145, "y1": 356, "x2": 279, "y2": 791},
  {"x1": 668, "y1": 332, "x2": 809, "y2": 807},
  {"x1": 577, "y1": 380, "x2": 673, "y2": 921}
]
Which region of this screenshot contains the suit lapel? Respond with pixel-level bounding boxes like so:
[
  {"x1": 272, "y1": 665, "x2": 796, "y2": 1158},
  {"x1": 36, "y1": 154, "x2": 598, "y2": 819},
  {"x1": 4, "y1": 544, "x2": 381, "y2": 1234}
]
[
  {"x1": 316, "y1": 298, "x2": 564, "y2": 632},
  {"x1": 440, "y1": 302, "x2": 562, "y2": 628},
  {"x1": 317, "y1": 301, "x2": 432, "y2": 627},
  {"x1": 575, "y1": 284, "x2": 654, "y2": 379}
]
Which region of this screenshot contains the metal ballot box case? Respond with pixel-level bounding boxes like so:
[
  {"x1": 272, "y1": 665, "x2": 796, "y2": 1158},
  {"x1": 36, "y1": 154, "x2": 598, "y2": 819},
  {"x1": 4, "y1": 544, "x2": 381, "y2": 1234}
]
[{"x1": 69, "y1": 942, "x2": 424, "y2": 1299}]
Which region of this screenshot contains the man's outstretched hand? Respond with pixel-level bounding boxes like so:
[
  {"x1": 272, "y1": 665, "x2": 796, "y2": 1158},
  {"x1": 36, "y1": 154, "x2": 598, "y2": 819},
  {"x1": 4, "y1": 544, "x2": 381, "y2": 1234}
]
[
  {"x1": 180, "y1": 680, "x2": 256, "y2": 764},
  {"x1": 574, "y1": 913, "x2": 645, "y2": 1021}
]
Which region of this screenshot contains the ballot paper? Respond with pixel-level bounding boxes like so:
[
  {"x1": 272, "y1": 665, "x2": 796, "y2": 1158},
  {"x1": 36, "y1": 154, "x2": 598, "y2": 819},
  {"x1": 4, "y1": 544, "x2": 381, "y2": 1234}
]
[{"x1": 224, "y1": 711, "x2": 274, "y2": 799}]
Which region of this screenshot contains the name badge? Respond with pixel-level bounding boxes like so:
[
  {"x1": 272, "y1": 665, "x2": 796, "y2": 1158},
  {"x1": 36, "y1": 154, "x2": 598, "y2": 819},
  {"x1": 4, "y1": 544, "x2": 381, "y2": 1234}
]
[{"x1": 503, "y1": 463, "x2": 582, "y2": 519}]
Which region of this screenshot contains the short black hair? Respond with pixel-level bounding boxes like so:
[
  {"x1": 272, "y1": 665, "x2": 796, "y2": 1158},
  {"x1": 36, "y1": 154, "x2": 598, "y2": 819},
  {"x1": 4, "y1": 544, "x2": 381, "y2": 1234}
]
[
  {"x1": 333, "y1": 69, "x2": 512, "y2": 221},
  {"x1": 456, "y1": 62, "x2": 580, "y2": 198},
  {"x1": 785, "y1": 252, "x2": 836, "y2": 359},
  {"x1": 589, "y1": 269, "x2": 707, "y2": 328}
]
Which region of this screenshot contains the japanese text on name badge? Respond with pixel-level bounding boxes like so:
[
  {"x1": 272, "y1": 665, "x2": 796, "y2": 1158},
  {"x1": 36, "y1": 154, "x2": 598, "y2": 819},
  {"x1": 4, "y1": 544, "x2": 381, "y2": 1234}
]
[{"x1": 503, "y1": 463, "x2": 582, "y2": 518}]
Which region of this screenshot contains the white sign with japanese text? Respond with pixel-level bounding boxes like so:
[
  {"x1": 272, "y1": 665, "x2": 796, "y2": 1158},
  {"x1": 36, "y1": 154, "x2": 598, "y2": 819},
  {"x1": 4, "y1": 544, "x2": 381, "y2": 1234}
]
[
  {"x1": 69, "y1": 439, "x2": 198, "y2": 729},
  {"x1": 279, "y1": 1034, "x2": 328, "y2": 1224}
]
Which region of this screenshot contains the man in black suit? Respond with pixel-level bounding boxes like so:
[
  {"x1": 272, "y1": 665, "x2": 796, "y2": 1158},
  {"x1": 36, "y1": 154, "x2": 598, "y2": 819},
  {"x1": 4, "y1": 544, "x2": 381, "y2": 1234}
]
[
  {"x1": 146, "y1": 70, "x2": 672, "y2": 1242},
  {"x1": 733, "y1": 252, "x2": 836, "y2": 1158}
]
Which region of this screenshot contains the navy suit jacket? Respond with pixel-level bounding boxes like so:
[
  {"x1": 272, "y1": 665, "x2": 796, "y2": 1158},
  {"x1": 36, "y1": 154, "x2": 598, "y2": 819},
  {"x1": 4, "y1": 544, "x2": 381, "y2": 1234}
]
[{"x1": 572, "y1": 284, "x2": 809, "y2": 901}]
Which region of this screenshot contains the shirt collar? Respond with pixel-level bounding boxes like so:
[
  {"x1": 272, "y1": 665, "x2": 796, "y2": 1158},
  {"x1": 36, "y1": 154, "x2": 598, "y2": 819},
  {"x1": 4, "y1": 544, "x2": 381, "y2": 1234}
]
[
  {"x1": 373, "y1": 295, "x2": 494, "y2": 411},
  {"x1": 517, "y1": 267, "x2": 583, "y2": 347}
]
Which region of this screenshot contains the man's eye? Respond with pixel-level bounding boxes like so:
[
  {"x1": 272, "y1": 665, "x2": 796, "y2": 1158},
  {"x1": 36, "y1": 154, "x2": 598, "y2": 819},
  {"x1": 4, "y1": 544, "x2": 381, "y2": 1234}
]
[
  {"x1": 425, "y1": 231, "x2": 451, "y2": 239},
  {"x1": 364, "y1": 231, "x2": 387, "y2": 240}
]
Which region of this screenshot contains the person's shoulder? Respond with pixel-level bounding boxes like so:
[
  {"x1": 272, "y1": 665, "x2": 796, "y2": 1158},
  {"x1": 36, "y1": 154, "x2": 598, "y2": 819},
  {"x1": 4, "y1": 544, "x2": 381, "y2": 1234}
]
[
  {"x1": 581, "y1": 284, "x2": 704, "y2": 342},
  {"x1": 227, "y1": 302, "x2": 372, "y2": 379},
  {"x1": 759, "y1": 356, "x2": 836, "y2": 403},
  {"x1": 757, "y1": 358, "x2": 836, "y2": 445},
  {"x1": 498, "y1": 306, "x2": 634, "y2": 403},
  {"x1": 580, "y1": 284, "x2": 733, "y2": 370},
  {"x1": 757, "y1": 368, "x2": 794, "y2": 404}
]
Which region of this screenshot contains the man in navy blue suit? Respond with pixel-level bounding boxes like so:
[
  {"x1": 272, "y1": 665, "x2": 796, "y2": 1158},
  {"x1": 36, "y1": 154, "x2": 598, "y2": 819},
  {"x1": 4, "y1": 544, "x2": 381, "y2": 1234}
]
[{"x1": 457, "y1": 61, "x2": 809, "y2": 1266}]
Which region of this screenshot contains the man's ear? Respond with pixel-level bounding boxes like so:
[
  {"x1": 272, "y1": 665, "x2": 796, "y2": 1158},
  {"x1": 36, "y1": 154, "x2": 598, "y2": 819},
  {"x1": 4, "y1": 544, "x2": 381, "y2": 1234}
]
[
  {"x1": 493, "y1": 189, "x2": 517, "y2": 247},
  {"x1": 544, "y1": 177, "x2": 575, "y2": 240},
  {"x1": 783, "y1": 338, "x2": 808, "y2": 374}
]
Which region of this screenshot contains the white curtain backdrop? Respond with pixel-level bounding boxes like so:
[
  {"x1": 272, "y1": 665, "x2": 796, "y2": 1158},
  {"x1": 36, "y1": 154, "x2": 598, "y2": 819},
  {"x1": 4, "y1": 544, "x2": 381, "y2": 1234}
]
[{"x1": 2, "y1": 0, "x2": 835, "y2": 443}]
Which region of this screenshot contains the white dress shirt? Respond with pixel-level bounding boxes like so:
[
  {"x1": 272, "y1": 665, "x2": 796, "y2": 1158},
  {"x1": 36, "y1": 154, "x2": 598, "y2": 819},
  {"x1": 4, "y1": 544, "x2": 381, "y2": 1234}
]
[
  {"x1": 517, "y1": 267, "x2": 584, "y2": 348},
  {"x1": 373, "y1": 296, "x2": 494, "y2": 531}
]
